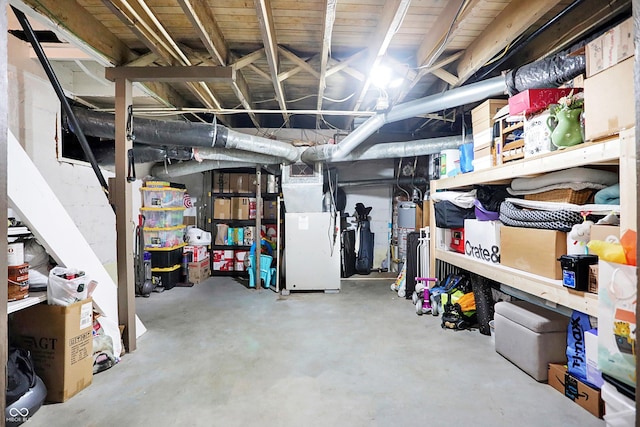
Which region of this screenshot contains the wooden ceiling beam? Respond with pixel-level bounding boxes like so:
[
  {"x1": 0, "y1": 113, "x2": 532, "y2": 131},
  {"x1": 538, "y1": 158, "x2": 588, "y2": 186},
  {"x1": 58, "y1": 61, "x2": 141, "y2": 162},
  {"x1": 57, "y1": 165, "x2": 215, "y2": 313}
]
[
  {"x1": 177, "y1": 4, "x2": 258, "y2": 126},
  {"x1": 102, "y1": 0, "x2": 228, "y2": 119},
  {"x1": 430, "y1": 68, "x2": 459, "y2": 86},
  {"x1": 316, "y1": 0, "x2": 337, "y2": 128},
  {"x1": 254, "y1": 0, "x2": 290, "y2": 126},
  {"x1": 177, "y1": 0, "x2": 227, "y2": 66},
  {"x1": 415, "y1": 0, "x2": 468, "y2": 68},
  {"x1": 455, "y1": 0, "x2": 563, "y2": 85},
  {"x1": 348, "y1": 0, "x2": 412, "y2": 126},
  {"x1": 17, "y1": 0, "x2": 187, "y2": 108}
]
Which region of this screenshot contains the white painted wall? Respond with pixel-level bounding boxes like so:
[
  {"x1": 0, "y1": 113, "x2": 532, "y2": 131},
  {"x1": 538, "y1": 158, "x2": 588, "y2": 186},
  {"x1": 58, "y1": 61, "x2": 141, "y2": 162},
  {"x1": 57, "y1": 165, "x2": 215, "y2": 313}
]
[
  {"x1": 8, "y1": 32, "x2": 121, "y2": 274},
  {"x1": 336, "y1": 159, "x2": 394, "y2": 270}
]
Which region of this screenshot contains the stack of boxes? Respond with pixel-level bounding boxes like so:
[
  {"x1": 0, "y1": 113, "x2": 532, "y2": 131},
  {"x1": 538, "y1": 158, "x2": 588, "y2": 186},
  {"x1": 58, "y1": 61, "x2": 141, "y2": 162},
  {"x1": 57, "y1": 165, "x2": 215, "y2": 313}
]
[
  {"x1": 471, "y1": 99, "x2": 507, "y2": 170},
  {"x1": 140, "y1": 182, "x2": 186, "y2": 289},
  {"x1": 211, "y1": 171, "x2": 279, "y2": 274}
]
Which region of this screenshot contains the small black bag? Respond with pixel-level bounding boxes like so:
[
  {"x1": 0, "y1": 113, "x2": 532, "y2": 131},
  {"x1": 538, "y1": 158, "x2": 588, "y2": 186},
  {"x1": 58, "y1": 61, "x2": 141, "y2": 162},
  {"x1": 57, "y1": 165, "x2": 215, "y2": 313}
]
[
  {"x1": 434, "y1": 201, "x2": 475, "y2": 228},
  {"x1": 6, "y1": 348, "x2": 37, "y2": 405}
]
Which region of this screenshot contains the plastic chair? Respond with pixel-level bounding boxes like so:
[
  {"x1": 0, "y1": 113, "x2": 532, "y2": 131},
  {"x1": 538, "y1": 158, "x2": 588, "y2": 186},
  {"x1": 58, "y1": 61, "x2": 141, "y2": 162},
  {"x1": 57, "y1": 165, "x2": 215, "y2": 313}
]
[{"x1": 248, "y1": 254, "x2": 276, "y2": 289}]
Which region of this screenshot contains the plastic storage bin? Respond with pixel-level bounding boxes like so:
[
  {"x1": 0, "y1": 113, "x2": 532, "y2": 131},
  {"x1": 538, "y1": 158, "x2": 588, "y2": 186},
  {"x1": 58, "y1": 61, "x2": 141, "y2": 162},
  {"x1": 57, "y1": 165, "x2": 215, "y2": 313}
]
[
  {"x1": 602, "y1": 381, "x2": 635, "y2": 427},
  {"x1": 141, "y1": 207, "x2": 185, "y2": 228},
  {"x1": 151, "y1": 264, "x2": 181, "y2": 290},
  {"x1": 144, "y1": 225, "x2": 185, "y2": 248},
  {"x1": 147, "y1": 244, "x2": 185, "y2": 268},
  {"x1": 141, "y1": 187, "x2": 185, "y2": 208}
]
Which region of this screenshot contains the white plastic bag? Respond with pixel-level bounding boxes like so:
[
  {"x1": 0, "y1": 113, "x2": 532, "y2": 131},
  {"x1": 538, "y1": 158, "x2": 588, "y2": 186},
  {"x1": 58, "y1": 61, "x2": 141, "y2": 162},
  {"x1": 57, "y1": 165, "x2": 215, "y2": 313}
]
[{"x1": 47, "y1": 266, "x2": 90, "y2": 306}]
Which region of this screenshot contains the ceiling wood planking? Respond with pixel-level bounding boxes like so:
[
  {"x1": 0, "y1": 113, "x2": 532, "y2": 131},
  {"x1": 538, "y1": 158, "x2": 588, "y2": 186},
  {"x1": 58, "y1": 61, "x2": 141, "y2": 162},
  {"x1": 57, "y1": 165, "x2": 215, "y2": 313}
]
[{"x1": 455, "y1": 0, "x2": 564, "y2": 85}]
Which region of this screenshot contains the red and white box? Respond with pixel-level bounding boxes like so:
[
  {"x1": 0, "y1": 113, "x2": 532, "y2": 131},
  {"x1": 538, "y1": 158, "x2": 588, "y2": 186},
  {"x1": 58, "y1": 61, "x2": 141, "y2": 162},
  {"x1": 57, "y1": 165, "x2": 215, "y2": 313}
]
[{"x1": 184, "y1": 245, "x2": 209, "y2": 263}]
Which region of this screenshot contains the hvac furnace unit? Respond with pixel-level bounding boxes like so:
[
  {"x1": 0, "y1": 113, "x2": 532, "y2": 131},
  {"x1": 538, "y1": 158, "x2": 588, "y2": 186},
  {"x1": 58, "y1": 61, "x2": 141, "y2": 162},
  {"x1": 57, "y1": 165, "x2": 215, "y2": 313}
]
[{"x1": 285, "y1": 212, "x2": 340, "y2": 292}]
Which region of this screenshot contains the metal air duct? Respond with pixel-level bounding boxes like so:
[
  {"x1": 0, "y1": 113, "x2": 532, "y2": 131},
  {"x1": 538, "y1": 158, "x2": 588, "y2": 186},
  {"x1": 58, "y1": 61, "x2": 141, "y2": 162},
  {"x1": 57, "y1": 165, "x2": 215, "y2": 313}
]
[{"x1": 300, "y1": 76, "x2": 506, "y2": 163}]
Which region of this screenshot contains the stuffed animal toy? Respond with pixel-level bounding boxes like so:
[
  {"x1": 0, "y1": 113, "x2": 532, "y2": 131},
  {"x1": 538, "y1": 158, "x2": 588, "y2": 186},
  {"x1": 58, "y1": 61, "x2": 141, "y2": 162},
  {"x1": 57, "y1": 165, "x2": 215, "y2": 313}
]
[{"x1": 569, "y1": 220, "x2": 594, "y2": 245}]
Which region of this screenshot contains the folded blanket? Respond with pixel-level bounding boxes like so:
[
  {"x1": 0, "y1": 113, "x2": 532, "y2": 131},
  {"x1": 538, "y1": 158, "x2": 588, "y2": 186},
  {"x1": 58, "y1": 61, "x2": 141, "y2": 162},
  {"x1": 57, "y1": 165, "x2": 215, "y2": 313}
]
[
  {"x1": 594, "y1": 184, "x2": 620, "y2": 205},
  {"x1": 509, "y1": 167, "x2": 618, "y2": 192},
  {"x1": 499, "y1": 200, "x2": 583, "y2": 232},
  {"x1": 431, "y1": 189, "x2": 476, "y2": 209},
  {"x1": 507, "y1": 181, "x2": 608, "y2": 196}
]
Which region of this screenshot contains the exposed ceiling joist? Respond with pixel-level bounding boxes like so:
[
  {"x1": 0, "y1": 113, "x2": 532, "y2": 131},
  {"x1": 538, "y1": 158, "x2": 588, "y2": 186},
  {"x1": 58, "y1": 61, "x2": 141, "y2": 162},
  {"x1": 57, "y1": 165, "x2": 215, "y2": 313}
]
[
  {"x1": 102, "y1": 0, "x2": 228, "y2": 120},
  {"x1": 349, "y1": 0, "x2": 413, "y2": 125},
  {"x1": 16, "y1": 0, "x2": 188, "y2": 108},
  {"x1": 177, "y1": 3, "x2": 258, "y2": 126},
  {"x1": 105, "y1": 66, "x2": 233, "y2": 82},
  {"x1": 254, "y1": 0, "x2": 290, "y2": 126},
  {"x1": 395, "y1": 50, "x2": 464, "y2": 103},
  {"x1": 455, "y1": 0, "x2": 563, "y2": 84},
  {"x1": 415, "y1": 0, "x2": 469, "y2": 68},
  {"x1": 177, "y1": 0, "x2": 227, "y2": 66},
  {"x1": 316, "y1": 0, "x2": 337, "y2": 128}
]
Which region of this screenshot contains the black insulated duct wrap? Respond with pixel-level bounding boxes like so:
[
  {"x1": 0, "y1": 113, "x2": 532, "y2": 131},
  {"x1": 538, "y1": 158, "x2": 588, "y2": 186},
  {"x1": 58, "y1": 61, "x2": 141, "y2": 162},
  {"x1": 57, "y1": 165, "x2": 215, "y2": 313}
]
[
  {"x1": 505, "y1": 52, "x2": 586, "y2": 96},
  {"x1": 67, "y1": 106, "x2": 220, "y2": 148}
]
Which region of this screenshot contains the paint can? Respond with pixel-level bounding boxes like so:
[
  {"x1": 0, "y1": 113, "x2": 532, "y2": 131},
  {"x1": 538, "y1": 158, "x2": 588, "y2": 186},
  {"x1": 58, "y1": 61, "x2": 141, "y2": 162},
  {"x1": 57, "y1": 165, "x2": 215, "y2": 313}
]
[{"x1": 8, "y1": 263, "x2": 29, "y2": 301}]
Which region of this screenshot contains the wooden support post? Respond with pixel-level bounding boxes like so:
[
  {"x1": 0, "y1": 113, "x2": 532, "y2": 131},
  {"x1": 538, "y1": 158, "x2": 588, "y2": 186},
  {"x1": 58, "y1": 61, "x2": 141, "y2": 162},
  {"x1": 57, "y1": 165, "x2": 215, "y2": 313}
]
[{"x1": 114, "y1": 78, "x2": 136, "y2": 352}]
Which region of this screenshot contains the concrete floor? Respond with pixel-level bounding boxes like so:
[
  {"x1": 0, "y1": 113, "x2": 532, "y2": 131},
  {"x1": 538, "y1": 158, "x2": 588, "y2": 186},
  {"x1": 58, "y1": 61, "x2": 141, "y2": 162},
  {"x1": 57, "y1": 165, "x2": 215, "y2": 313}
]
[{"x1": 28, "y1": 276, "x2": 604, "y2": 427}]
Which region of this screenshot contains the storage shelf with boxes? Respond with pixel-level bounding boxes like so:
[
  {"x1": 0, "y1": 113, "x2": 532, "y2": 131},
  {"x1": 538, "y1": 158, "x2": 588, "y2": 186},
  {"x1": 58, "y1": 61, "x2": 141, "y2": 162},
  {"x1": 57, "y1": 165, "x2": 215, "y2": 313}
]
[{"x1": 208, "y1": 169, "x2": 280, "y2": 277}]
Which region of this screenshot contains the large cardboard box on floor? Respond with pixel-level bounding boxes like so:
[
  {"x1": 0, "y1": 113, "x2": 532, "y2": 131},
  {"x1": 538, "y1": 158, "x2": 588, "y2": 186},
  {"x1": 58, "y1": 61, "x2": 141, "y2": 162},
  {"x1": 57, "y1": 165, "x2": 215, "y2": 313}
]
[
  {"x1": 500, "y1": 226, "x2": 566, "y2": 279},
  {"x1": 188, "y1": 258, "x2": 211, "y2": 284},
  {"x1": 11, "y1": 299, "x2": 94, "y2": 402},
  {"x1": 584, "y1": 57, "x2": 634, "y2": 141},
  {"x1": 548, "y1": 363, "x2": 604, "y2": 418}
]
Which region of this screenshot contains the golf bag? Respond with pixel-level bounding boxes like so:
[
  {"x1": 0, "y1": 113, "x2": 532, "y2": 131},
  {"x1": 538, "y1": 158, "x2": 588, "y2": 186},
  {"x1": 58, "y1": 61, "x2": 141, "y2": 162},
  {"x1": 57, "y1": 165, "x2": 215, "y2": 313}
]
[{"x1": 354, "y1": 203, "x2": 374, "y2": 275}]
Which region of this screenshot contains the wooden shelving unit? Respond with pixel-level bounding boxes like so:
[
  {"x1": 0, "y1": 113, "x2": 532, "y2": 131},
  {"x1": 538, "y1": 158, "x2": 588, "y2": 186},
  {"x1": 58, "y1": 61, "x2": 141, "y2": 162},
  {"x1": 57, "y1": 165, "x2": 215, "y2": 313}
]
[{"x1": 430, "y1": 134, "x2": 631, "y2": 317}]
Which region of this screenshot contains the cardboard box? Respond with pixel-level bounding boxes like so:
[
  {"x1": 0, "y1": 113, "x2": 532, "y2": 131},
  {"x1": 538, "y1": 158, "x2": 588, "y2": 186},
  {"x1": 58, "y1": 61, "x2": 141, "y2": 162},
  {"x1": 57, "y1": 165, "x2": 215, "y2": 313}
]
[
  {"x1": 472, "y1": 99, "x2": 508, "y2": 133},
  {"x1": 584, "y1": 57, "x2": 634, "y2": 141},
  {"x1": 586, "y1": 17, "x2": 633, "y2": 77},
  {"x1": 188, "y1": 258, "x2": 211, "y2": 284},
  {"x1": 524, "y1": 110, "x2": 555, "y2": 158},
  {"x1": 500, "y1": 226, "x2": 566, "y2": 279},
  {"x1": 183, "y1": 216, "x2": 196, "y2": 226},
  {"x1": 464, "y1": 219, "x2": 501, "y2": 264},
  {"x1": 589, "y1": 225, "x2": 620, "y2": 242},
  {"x1": 508, "y1": 88, "x2": 580, "y2": 116},
  {"x1": 231, "y1": 197, "x2": 250, "y2": 220},
  {"x1": 473, "y1": 128, "x2": 493, "y2": 149},
  {"x1": 212, "y1": 172, "x2": 230, "y2": 193},
  {"x1": 11, "y1": 299, "x2": 94, "y2": 402},
  {"x1": 435, "y1": 227, "x2": 452, "y2": 251},
  {"x1": 184, "y1": 245, "x2": 209, "y2": 263},
  {"x1": 213, "y1": 198, "x2": 232, "y2": 219},
  {"x1": 588, "y1": 264, "x2": 599, "y2": 294},
  {"x1": 229, "y1": 173, "x2": 251, "y2": 193},
  {"x1": 548, "y1": 363, "x2": 604, "y2": 418},
  {"x1": 263, "y1": 200, "x2": 278, "y2": 220}
]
